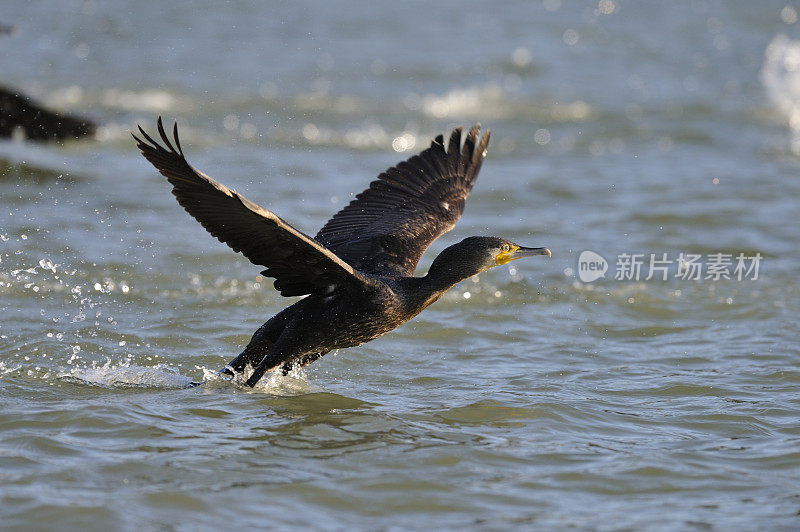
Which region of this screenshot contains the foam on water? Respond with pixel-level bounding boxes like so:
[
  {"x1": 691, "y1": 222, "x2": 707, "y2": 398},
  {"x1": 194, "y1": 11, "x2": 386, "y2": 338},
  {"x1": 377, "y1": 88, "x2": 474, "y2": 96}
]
[
  {"x1": 418, "y1": 84, "x2": 594, "y2": 122},
  {"x1": 38, "y1": 85, "x2": 187, "y2": 114}
]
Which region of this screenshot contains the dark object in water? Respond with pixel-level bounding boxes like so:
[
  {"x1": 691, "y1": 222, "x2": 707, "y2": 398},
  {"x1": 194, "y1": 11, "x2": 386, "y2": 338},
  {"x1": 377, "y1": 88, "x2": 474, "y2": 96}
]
[
  {"x1": 0, "y1": 86, "x2": 96, "y2": 141},
  {"x1": 134, "y1": 117, "x2": 550, "y2": 387}
]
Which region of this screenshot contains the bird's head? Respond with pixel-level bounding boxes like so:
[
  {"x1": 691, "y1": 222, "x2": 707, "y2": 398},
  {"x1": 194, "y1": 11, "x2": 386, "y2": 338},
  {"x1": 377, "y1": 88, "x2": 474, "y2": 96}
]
[
  {"x1": 427, "y1": 236, "x2": 550, "y2": 286},
  {"x1": 465, "y1": 236, "x2": 551, "y2": 271}
]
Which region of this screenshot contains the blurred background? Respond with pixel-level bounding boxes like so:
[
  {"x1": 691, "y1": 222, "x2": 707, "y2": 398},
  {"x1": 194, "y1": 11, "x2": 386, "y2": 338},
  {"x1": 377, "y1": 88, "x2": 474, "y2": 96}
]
[{"x1": 1, "y1": 1, "x2": 799, "y2": 530}]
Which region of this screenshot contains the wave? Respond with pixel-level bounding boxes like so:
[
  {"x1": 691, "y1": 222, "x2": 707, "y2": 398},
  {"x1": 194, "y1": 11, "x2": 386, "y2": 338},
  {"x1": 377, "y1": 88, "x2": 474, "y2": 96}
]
[
  {"x1": 761, "y1": 34, "x2": 800, "y2": 154},
  {"x1": 2, "y1": 82, "x2": 596, "y2": 149}
]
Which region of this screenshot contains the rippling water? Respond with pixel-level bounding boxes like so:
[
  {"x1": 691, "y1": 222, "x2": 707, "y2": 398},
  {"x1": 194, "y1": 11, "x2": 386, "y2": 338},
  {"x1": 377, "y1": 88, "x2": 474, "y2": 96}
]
[{"x1": 2, "y1": 1, "x2": 800, "y2": 530}]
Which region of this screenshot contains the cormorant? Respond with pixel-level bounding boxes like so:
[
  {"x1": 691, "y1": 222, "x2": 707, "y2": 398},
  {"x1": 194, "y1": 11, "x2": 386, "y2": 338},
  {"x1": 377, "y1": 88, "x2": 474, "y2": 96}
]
[
  {"x1": 0, "y1": 21, "x2": 95, "y2": 141},
  {"x1": 133, "y1": 118, "x2": 550, "y2": 387},
  {"x1": 0, "y1": 88, "x2": 96, "y2": 141}
]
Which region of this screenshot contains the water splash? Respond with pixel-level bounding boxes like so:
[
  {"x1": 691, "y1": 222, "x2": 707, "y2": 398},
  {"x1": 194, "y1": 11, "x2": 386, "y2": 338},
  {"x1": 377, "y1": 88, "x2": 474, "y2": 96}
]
[
  {"x1": 0, "y1": 359, "x2": 22, "y2": 376},
  {"x1": 200, "y1": 363, "x2": 318, "y2": 395},
  {"x1": 58, "y1": 359, "x2": 194, "y2": 389},
  {"x1": 761, "y1": 34, "x2": 800, "y2": 153}
]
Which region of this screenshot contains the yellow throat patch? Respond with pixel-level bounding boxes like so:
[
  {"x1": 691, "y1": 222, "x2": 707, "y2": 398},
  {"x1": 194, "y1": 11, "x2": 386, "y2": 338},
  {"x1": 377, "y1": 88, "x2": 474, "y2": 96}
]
[{"x1": 495, "y1": 245, "x2": 520, "y2": 265}]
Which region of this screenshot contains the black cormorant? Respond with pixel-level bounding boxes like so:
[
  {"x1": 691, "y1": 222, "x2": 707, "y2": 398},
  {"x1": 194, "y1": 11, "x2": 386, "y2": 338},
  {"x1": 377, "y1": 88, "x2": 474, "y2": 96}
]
[
  {"x1": 0, "y1": 21, "x2": 95, "y2": 141},
  {"x1": 0, "y1": 88, "x2": 96, "y2": 141},
  {"x1": 133, "y1": 118, "x2": 550, "y2": 387}
]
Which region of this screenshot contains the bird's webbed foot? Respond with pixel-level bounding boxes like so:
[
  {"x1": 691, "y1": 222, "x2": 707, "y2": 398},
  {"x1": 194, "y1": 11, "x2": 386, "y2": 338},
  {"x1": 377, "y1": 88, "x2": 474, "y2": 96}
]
[
  {"x1": 244, "y1": 354, "x2": 281, "y2": 387},
  {"x1": 245, "y1": 352, "x2": 327, "y2": 387},
  {"x1": 279, "y1": 352, "x2": 326, "y2": 376}
]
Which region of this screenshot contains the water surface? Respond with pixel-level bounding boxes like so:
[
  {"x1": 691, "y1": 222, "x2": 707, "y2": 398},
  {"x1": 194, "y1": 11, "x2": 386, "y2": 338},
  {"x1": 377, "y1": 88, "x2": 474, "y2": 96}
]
[{"x1": 1, "y1": 1, "x2": 800, "y2": 529}]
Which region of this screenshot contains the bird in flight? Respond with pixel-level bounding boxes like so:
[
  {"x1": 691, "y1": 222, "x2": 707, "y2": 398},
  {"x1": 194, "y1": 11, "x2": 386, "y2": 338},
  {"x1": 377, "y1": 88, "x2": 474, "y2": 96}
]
[{"x1": 133, "y1": 118, "x2": 550, "y2": 387}]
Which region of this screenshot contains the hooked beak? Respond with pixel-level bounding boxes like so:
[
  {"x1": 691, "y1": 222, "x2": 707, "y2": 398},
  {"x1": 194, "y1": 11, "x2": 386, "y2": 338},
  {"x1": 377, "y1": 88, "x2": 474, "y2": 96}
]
[
  {"x1": 496, "y1": 245, "x2": 551, "y2": 265},
  {"x1": 514, "y1": 246, "x2": 551, "y2": 258}
]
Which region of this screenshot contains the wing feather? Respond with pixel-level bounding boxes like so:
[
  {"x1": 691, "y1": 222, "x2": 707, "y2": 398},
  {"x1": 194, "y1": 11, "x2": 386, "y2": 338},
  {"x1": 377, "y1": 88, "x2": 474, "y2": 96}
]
[
  {"x1": 133, "y1": 117, "x2": 365, "y2": 297},
  {"x1": 314, "y1": 125, "x2": 490, "y2": 276}
]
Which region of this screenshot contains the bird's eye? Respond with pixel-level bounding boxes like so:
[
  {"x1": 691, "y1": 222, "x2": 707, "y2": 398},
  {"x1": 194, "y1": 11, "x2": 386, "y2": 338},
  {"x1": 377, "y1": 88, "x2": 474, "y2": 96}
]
[{"x1": 501, "y1": 244, "x2": 510, "y2": 252}]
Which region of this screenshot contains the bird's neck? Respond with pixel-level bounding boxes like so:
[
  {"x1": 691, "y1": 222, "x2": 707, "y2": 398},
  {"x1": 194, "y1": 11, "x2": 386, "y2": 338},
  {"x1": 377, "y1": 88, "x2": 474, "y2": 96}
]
[
  {"x1": 419, "y1": 255, "x2": 478, "y2": 296},
  {"x1": 395, "y1": 269, "x2": 465, "y2": 317}
]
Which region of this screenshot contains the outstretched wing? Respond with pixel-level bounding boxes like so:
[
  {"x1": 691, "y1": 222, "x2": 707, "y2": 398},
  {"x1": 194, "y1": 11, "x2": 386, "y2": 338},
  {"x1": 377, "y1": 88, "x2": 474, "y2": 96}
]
[
  {"x1": 314, "y1": 125, "x2": 490, "y2": 277},
  {"x1": 133, "y1": 117, "x2": 366, "y2": 297}
]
